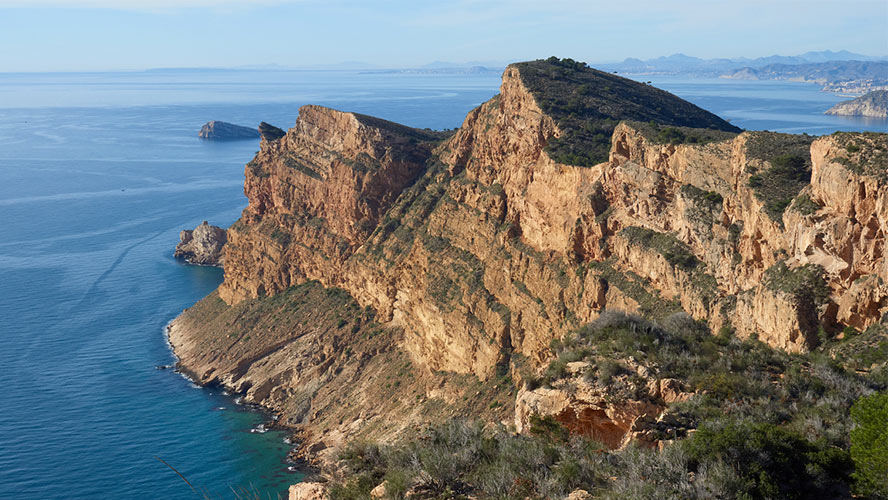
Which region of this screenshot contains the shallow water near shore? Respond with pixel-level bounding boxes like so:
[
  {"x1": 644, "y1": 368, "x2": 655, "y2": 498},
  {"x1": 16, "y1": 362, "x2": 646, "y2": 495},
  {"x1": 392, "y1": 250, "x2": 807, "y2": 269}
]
[{"x1": 0, "y1": 67, "x2": 883, "y2": 500}]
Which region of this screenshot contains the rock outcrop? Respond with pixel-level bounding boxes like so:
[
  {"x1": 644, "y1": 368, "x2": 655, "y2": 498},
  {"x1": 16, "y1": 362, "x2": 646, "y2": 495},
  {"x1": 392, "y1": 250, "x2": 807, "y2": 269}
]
[
  {"x1": 174, "y1": 221, "x2": 227, "y2": 266},
  {"x1": 825, "y1": 90, "x2": 888, "y2": 118},
  {"x1": 198, "y1": 121, "x2": 260, "y2": 141},
  {"x1": 289, "y1": 482, "x2": 329, "y2": 500},
  {"x1": 172, "y1": 58, "x2": 888, "y2": 467}
]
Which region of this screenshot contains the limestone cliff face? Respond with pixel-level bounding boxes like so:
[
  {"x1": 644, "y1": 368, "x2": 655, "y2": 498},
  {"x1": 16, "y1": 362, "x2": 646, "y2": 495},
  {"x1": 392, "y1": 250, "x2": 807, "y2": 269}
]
[
  {"x1": 176, "y1": 61, "x2": 887, "y2": 459},
  {"x1": 219, "y1": 107, "x2": 443, "y2": 304},
  {"x1": 216, "y1": 64, "x2": 887, "y2": 375}
]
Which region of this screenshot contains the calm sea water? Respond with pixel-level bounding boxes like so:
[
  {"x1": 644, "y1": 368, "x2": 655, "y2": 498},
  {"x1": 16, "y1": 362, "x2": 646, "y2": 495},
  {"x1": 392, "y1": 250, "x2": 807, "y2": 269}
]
[{"x1": 0, "y1": 68, "x2": 884, "y2": 500}]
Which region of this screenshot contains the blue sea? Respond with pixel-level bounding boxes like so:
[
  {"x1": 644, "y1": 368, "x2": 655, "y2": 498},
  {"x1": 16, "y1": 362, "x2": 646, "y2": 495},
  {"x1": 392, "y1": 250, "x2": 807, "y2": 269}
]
[{"x1": 0, "y1": 68, "x2": 884, "y2": 500}]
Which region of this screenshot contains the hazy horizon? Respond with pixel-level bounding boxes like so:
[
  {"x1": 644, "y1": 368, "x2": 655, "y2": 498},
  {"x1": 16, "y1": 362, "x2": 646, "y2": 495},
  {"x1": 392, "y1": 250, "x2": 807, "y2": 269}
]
[
  {"x1": 1, "y1": 0, "x2": 886, "y2": 72},
  {"x1": 0, "y1": 49, "x2": 885, "y2": 74}
]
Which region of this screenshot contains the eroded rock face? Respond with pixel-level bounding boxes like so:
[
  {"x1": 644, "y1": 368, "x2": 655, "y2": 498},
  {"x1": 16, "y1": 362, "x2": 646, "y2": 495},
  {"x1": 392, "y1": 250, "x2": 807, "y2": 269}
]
[
  {"x1": 513, "y1": 371, "x2": 692, "y2": 449},
  {"x1": 214, "y1": 63, "x2": 888, "y2": 377},
  {"x1": 289, "y1": 482, "x2": 329, "y2": 500},
  {"x1": 174, "y1": 221, "x2": 227, "y2": 266},
  {"x1": 218, "y1": 106, "x2": 442, "y2": 304}
]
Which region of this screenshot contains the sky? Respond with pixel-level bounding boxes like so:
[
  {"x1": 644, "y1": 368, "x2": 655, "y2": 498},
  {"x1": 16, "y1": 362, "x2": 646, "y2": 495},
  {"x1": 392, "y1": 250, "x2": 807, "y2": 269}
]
[{"x1": 0, "y1": 0, "x2": 886, "y2": 72}]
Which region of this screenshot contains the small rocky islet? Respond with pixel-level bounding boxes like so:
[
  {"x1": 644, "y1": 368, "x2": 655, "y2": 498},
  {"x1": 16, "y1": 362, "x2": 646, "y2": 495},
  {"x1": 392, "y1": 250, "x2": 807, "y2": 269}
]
[
  {"x1": 174, "y1": 221, "x2": 226, "y2": 266},
  {"x1": 172, "y1": 58, "x2": 887, "y2": 500},
  {"x1": 198, "y1": 120, "x2": 260, "y2": 141}
]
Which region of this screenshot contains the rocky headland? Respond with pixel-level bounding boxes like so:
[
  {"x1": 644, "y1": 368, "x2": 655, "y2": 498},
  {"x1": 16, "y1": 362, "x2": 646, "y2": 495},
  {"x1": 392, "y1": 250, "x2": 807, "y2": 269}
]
[
  {"x1": 169, "y1": 58, "x2": 888, "y2": 499},
  {"x1": 723, "y1": 60, "x2": 888, "y2": 94},
  {"x1": 198, "y1": 120, "x2": 260, "y2": 141},
  {"x1": 173, "y1": 221, "x2": 227, "y2": 266},
  {"x1": 826, "y1": 90, "x2": 888, "y2": 118}
]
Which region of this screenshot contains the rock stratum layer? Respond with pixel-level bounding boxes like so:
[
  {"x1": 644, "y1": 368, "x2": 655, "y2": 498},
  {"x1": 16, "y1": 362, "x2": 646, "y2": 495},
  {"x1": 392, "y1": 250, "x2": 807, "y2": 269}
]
[{"x1": 171, "y1": 59, "x2": 888, "y2": 462}]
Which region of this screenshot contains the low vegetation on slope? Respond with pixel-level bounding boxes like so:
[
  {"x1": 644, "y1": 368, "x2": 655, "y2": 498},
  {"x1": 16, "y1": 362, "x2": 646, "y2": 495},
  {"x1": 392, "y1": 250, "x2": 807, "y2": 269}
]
[
  {"x1": 830, "y1": 131, "x2": 888, "y2": 180},
  {"x1": 629, "y1": 120, "x2": 739, "y2": 147},
  {"x1": 328, "y1": 312, "x2": 888, "y2": 500},
  {"x1": 744, "y1": 131, "x2": 816, "y2": 222},
  {"x1": 515, "y1": 57, "x2": 740, "y2": 166}
]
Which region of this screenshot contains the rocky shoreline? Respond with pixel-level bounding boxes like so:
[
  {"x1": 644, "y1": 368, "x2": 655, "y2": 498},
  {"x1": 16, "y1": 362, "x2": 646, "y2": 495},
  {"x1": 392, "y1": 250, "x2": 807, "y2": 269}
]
[{"x1": 164, "y1": 318, "x2": 320, "y2": 478}]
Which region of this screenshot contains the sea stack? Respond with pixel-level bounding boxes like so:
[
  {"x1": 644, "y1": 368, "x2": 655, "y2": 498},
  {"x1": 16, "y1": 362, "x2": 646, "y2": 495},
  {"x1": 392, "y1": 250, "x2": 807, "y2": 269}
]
[
  {"x1": 198, "y1": 120, "x2": 260, "y2": 141},
  {"x1": 174, "y1": 221, "x2": 227, "y2": 266}
]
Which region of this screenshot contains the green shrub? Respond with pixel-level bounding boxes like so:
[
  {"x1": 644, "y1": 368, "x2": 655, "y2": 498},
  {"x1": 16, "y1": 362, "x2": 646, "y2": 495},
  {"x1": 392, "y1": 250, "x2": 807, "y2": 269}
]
[
  {"x1": 791, "y1": 194, "x2": 821, "y2": 215},
  {"x1": 763, "y1": 261, "x2": 830, "y2": 305},
  {"x1": 620, "y1": 226, "x2": 700, "y2": 271},
  {"x1": 851, "y1": 392, "x2": 888, "y2": 498},
  {"x1": 528, "y1": 414, "x2": 570, "y2": 444},
  {"x1": 744, "y1": 132, "x2": 815, "y2": 223},
  {"x1": 685, "y1": 421, "x2": 852, "y2": 500}
]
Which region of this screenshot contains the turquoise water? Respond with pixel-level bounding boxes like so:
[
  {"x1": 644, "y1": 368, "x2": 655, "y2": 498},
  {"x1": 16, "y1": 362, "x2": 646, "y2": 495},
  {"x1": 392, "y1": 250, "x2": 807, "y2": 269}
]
[{"x1": 0, "y1": 68, "x2": 883, "y2": 500}]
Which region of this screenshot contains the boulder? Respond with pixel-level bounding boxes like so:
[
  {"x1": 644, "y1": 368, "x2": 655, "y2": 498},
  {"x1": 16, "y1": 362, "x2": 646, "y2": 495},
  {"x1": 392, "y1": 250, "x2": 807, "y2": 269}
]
[{"x1": 288, "y1": 482, "x2": 329, "y2": 500}]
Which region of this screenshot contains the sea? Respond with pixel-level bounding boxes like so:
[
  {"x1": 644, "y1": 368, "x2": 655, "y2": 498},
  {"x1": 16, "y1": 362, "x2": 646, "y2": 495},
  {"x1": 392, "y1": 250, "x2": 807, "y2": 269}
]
[{"x1": 0, "y1": 68, "x2": 884, "y2": 500}]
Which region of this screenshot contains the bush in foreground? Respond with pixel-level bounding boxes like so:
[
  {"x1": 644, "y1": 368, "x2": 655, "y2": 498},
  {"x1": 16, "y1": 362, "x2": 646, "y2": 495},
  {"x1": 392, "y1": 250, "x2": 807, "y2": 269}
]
[{"x1": 851, "y1": 392, "x2": 888, "y2": 499}]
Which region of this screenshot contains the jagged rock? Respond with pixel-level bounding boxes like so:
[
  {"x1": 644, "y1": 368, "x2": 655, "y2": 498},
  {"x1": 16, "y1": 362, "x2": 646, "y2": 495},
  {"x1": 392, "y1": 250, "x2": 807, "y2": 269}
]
[
  {"x1": 174, "y1": 221, "x2": 227, "y2": 266},
  {"x1": 288, "y1": 482, "x2": 329, "y2": 500},
  {"x1": 259, "y1": 121, "x2": 286, "y2": 142},
  {"x1": 514, "y1": 378, "x2": 666, "y2": 449},
  {"x1": 835, "y1": 274, "x2": 888, "y2": 330},
  {"x1": 198, "y1": 120, "x2": 260, "y2": 141},
  {"x1": 370, "y1": 481, "x2": 387, "y2": 499},
  {"x1": 825, "y1": 90, "x2": 888, "y2": 118}
]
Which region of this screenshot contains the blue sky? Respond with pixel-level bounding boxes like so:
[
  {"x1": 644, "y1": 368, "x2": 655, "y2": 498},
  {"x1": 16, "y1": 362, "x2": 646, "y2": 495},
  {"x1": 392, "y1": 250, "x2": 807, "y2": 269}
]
[{"x1": 1, "y1": 0, "x2": 886, "y2": 71}]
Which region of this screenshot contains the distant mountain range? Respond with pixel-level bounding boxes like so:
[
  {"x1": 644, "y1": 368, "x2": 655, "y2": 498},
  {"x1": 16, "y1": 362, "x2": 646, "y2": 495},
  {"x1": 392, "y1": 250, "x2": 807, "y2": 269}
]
[
  {"x1": 595, "y1": 50, "x2": 887, "y2": 76},
  {"x1": 592, "y1": 51, "x2": 888, "y2": 94},
  {"x1": 142, "y1": 51, "x2": 887, "y2": 94},
  {"x1": 723, "y1": 60, "x2": 888, "y2": 92}
]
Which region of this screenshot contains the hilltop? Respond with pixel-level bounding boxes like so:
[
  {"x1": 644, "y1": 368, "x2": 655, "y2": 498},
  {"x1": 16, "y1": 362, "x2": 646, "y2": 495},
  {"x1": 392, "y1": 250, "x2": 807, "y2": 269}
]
[
  {"x1": 513, "y1": 57, "x2": 739, "y2": 165},
  {"x1": 170, "y1": 58, "x2": 888, "y2": 500}
]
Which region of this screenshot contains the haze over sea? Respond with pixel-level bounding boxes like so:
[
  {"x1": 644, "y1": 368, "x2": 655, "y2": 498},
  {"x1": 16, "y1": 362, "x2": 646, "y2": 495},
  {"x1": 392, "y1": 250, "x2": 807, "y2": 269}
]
[{"x1": 0, "y1": 68, "x2": 884, "y2": 500}]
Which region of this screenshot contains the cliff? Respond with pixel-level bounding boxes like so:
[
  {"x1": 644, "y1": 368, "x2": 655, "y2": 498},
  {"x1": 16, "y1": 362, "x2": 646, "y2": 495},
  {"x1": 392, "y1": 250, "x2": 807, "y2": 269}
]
[
  {"x1": 826, "y1": 90, "x2": 888, "y2": 118},
  {"x1": 170, "y1": 58, "x2": 888, "y2": 469}
]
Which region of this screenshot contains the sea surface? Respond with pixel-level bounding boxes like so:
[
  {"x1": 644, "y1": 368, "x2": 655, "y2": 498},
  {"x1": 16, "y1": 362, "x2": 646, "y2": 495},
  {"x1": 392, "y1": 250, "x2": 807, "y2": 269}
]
[{"x1": 0, "y1": 68, "x2": 884, "y2": 500}]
